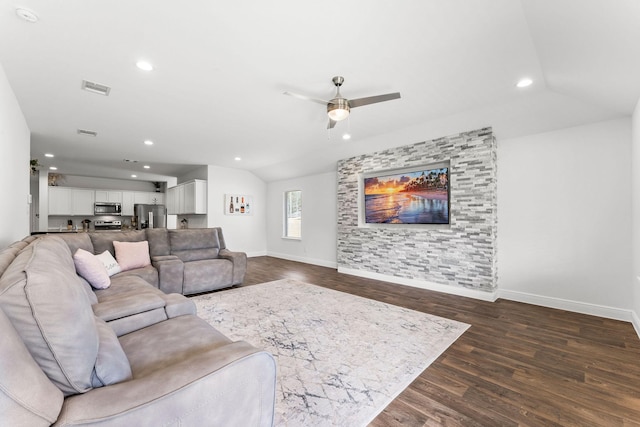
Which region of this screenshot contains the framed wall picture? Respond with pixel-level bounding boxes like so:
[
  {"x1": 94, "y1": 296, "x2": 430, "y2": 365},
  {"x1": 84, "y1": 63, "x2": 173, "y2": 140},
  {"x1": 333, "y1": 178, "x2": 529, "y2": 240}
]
[
  {"x1": 225, "y1": 194, "x2": 253, "y2": 215},
  {"x1": 360, "y1": 161, "x2": 450, "y2": 227}
]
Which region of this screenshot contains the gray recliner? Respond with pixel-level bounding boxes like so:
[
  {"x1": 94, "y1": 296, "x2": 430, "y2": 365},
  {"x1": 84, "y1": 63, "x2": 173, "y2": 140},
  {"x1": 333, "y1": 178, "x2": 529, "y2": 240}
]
[{"x1": 147, "y1": 227, "x2": 247, "y2": 295}]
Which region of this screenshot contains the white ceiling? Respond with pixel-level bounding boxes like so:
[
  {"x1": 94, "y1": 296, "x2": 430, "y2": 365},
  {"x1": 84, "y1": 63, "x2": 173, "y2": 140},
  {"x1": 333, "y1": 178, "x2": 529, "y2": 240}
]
[{"x1": 1, "y1": 0, "x2": 639, "y2": 182}]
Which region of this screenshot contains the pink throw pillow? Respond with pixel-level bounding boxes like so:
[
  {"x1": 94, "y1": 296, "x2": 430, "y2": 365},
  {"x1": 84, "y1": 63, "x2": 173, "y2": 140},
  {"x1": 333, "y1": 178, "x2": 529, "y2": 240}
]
[
  {"x1": 73, "y1": 248, "x2": 111, "y2": 289},
  {"x1": 113, "y1": 241, "x2": 151, "y2": 272}
]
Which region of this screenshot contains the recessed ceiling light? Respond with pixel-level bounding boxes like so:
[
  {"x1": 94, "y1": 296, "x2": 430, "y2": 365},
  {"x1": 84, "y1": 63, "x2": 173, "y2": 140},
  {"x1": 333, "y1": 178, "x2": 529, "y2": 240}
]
[
  {"x1": 516, "y1": 78, "x2": 533, "y2": 88},
  {"x1": 143, "y1": 165, "x2": 150, "y2": 169},
  {"x1": 234, "y1": 157, "x2": 242, "y2": 161},
  {"x1": 144, "y1": 140, "x2": 154, "y2": 146},
  {"x1": 136, "y1": 61, "x2": 153, "y2": 71},
  {"x1": 131, "y1": 174, "x2": 137, "y2": 178},
  {"x1": 49, "y1": 166, "x2": 57, "y2": 170},
  {"x1": 342, "y1": 133, "x2": 351, "y2": 140},
  {"x1": 15, "y1": 8, "x2": 38, "y2": 23},
  {"x1": 45, "y1": 153, "x2": 54, "y2": 158}
]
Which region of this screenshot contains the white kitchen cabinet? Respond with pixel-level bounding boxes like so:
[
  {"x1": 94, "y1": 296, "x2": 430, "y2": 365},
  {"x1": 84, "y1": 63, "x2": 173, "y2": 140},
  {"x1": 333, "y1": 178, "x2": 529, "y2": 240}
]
[
  {"x1": 48, "y1": 187, "x2": 72, "y2": 215},
  {"x1": 133, "y1": 192, "x2": 151, "y2": 205},
  {"x1": 49, "y1": 187, "x2": 165, "y2": 216},
  {"x1": 134, "y1": 192, "x2": 164, "y2": 205},
  {"x1": 121, "y1": 191, "x2": 135, "y2": 216},
  {"x1": 183, "y1": 180, "x2": 207, "y2": 214},
  {"x1": 166, "y1": 180, "x2": 207, "y2": 215},
  {"x1": 95, "y1": 191, "x2": 123, "y2": 203},
  {"x1": 49, "y1": 187, "x2": 94, "y2": 216},
  {"x1": 151, "y1": 193, "x2": 164, "y2": 205},
  {"x1": 72, "y1": 189, "x2": 95, "y2": 215},
  {"x1": 166, "y1": 186, "x2": 178, "y2": 214}
]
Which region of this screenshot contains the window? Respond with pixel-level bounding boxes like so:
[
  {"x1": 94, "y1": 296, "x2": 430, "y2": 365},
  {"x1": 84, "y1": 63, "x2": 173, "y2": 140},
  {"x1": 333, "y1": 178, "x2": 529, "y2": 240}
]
[{"x1": 284, "y1": 190, "x2": 302, "y2": 239}]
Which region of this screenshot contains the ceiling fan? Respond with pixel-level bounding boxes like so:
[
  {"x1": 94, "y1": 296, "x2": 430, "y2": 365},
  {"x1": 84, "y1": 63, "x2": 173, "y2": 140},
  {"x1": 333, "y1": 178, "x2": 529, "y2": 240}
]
[{"x1": 284, "y1": 76, "x2": 401, "y2": 129}]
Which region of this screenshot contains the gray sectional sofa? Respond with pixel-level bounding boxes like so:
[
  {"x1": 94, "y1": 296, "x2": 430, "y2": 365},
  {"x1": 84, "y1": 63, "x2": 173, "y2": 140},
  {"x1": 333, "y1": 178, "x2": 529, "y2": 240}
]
[
  {"x1": 87, "y1": 227, "x2": 247, "y2": 295},
  {"x1": 0, "y1": 229, "x2": 276, "y2": 426}
]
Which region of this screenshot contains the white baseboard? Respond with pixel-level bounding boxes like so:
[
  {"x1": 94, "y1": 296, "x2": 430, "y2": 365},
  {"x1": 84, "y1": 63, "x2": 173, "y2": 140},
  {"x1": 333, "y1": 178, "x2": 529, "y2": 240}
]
[
  {"x1": 337, "y1": 267, "x2": 499, "y2": 302},
  {"x1": 266, "y1": 251, "x2": 338, "y2": 269},
  {"x1": 246, "y1": 250, "x2": 267, "y2": 258},
  {"x1": 499, "y1": 288, "x2": 636, "y2": 323},
  {"x1": 631, "y1": 310, "x2": 640, "y2": 339}
]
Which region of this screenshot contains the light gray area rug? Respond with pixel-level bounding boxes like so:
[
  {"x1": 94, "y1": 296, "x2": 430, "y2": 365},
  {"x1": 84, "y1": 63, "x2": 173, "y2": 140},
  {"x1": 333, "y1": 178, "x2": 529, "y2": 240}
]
[{"x1": 192, "y1": 279, "x2": 469, "y2": 426}]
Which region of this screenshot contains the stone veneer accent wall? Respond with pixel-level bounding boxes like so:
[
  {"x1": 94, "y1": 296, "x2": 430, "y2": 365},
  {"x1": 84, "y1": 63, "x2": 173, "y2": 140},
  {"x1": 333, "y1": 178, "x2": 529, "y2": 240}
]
[{"x1": 337, "y1": 127, "x2": 497, "y2": 293}]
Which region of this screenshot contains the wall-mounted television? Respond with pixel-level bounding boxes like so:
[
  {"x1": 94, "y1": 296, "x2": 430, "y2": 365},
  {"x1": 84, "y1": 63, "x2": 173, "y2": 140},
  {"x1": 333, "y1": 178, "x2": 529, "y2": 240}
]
[{"x1": 361, "y1": 162, "x2": 450, "y2": 225}]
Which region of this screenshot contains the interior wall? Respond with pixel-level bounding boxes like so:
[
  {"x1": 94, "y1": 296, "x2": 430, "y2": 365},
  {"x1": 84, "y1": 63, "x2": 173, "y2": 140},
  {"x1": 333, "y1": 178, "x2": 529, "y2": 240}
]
[
  {"x1": 57, "y1": 175, "x2": 157, "y2": 191},
  {"x1": 337, "y1": 128, "x2": 498, "y2": 297},
  {"x1": 206, "y1": 166, "x2": 267, "y2": 257},
  {"x1": 0, "y1": 63, "x2": 30, "y2": 247},
  {"x1": 177, "y1": 166, "x2": 208, "y2": 184},
  {"x1": 266, "y1": 171, "x2": 337, "y2": 267},
  {"x1": 632, "y1": 100, "x2": 640, "y2": 332},
  {"x1": 498, "y1": 118, "x2": 633, "y2": 320}
]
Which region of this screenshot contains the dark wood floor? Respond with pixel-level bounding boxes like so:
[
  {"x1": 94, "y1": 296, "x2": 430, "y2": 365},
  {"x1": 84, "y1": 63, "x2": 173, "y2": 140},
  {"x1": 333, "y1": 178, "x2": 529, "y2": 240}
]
[{"x1": 241, "y1": 256, "x2": 640, "y2": 427}]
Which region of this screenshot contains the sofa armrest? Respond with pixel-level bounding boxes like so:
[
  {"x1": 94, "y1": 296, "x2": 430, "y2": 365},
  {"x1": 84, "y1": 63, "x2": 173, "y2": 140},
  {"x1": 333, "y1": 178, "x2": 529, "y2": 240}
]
[
  {"x1": 151, "y1": 255, "x2": 184, "y2": 294},
  {"x1": 53, "y1": 342, "x2": 276, "y2": 427},
  {"x1": 218, "y1": 249, "x2": 247, "y2": 285}
]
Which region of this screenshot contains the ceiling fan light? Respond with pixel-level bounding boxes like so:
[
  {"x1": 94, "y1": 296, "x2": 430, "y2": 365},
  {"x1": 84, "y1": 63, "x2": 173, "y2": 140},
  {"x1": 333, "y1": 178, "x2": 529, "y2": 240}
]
[{"x1": 327, "y1": 99, "x2": 350, "y2": 121}]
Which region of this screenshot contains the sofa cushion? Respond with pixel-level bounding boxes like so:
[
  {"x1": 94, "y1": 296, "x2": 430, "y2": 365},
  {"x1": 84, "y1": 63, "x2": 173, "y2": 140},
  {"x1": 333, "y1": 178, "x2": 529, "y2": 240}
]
[
  {"x1": 0, "y1": 307, "x2": 64, "y2": 426},
  {"x1": 95, "y1": 274, "x2": 160, "y2": 300},
  {"x1": 0, "y1": 237, "x2": 99, "y2": 396},
  {"x1": 111, "y1": 264, "x2": 159, "y2": 287},
  {"x1": 96, "y1": 250, "x2": 121, "y2": 276},
  {"x1": 9, "y1": 240, "x2": 29, "y2": 251},
  {"x1": 146, "y1": 228, "x2": 171, "y2": 257},
  {"x1": 91, "y1": 317, "x2": 133, "y2": 387},
  {"x1": 78, "y1": 276, "x2": 99, "y2": 305},
  {"x1": 169, "y1": 229, "x2": 220, "y2": 262},
  {"x1": 55, "y1": 233, "x2": 94, "y2": 258},
  {"x1": 0, "y1": 245, "x2": 22, "y2": 279},
  {"x1": 90, "y1": 230, "x2": 146, "y2": 257},
  {"x1": 93, "y1": 275, "x2": 168, "y2": 335},
  {"x1": 74, "y1": 248, "x2": 111, "y2": 289},
  {"x1": 183, "y1": 259, "x2": 233, "y2": 295},
  {"x1": 93, "y1": 288, "x2": 166, "y2": 322},
  {"x1": 114, "y1": 240, "x2": 151, "y2": 271},
  {"x1": 119, "y1": 314, "x2": 233, "y2": 378}
]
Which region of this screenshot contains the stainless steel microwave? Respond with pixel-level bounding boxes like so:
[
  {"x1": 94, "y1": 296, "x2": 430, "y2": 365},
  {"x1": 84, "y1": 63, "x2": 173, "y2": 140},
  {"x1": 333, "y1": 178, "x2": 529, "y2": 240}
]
[{"x1": 94, "y1": 202, "x2": 121, "y2": 216}]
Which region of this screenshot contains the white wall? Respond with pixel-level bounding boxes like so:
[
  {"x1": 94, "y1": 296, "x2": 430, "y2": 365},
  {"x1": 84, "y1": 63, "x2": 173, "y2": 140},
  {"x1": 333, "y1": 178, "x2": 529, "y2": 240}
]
[
  {"x1": 266, "y1": 171, "x2": 337, "y2": 268},
  {"x1": 498, "y1": 118, "x2": 633, "y2": 320},
  {"x1": 206, "y1": 166, "x2": 267, "y2": 256},
  {"x1": 0, "y1": 63, "x2": 30, "y2": 247},
  {"x1": 177, "y1": 166, "x2": 208, "y2": 184},
  {"x1": 631, "y1": 99, "x2": 640, "y2": 333},
  {"x1": 59, "y1": 175, "x2": 157, "y2": 191}
]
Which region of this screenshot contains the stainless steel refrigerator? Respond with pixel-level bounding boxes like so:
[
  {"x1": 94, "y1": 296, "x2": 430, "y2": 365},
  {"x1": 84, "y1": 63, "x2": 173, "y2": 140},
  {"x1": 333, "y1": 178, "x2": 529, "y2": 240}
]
[{"x1": 134, "y1": 204, "x2": 167, "y2": 229}]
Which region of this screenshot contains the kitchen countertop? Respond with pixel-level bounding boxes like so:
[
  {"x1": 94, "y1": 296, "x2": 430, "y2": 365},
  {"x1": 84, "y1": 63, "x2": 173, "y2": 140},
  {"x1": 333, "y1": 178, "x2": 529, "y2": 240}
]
[{"x1": 31, "y1": 229, "x2": 129, "y2": 235}]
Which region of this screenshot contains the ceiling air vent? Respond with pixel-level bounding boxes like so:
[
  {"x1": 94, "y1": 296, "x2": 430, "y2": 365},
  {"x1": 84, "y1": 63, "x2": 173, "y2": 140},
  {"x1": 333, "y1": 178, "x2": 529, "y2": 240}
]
[
  {"x1": 77, "y1": 129, "x2": 98, "y2": 137},
  {"x1": 81, "y1": 80, "x2": 111, "y2": 96}
]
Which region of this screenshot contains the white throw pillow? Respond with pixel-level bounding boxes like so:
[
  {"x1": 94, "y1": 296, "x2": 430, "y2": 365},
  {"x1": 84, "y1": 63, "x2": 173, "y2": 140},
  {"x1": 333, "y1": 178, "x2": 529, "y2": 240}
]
[
  {"x1": 95, "y1": 250, "x2": 121, "y2": 277},
  {"x1": 73, "y1": 248, "x2": 110, "y2": 290}
]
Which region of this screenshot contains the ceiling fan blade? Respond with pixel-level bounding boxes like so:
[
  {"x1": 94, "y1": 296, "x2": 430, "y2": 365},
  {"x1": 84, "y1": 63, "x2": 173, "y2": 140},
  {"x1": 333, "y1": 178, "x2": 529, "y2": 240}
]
[
  {"x1": 327, "y1": 119, "x2": 337, "y2": 129},
  {"x1": 283, "y1": 91, "x2": 328, "y2": 106},
  {"x1": 349, "y1": 92, "x2": 401, "y2": 108}
]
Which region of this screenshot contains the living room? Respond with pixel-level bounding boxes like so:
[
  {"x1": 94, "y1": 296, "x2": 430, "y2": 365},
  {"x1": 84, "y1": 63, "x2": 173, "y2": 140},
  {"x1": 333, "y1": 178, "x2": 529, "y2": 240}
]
[{"x1": 2, "y1": 1, "x2": 640, "y2": 425}]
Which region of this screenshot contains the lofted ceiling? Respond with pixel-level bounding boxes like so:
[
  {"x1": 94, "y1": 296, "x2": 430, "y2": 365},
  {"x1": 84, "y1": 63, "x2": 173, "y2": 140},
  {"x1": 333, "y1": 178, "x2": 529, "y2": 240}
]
[{"x1": 1, "y1": 0, "x2": 639, "y2": 183}]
